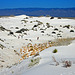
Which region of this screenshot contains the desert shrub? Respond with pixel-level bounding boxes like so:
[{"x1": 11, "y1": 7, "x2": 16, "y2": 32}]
[
  {"x1": 14, "y1": 50, "x2": 16, "y2": 52},
  {"x1": 9, "y1": 31, "x2": 14, "y2": 35},
  {"x1": 16, "y1": 30, "x2": 21, "y2": 33},
  {"x1": 63, "y1": 61, "x2": 72, "y2": 68},
  {"x1": 52, "y1": 32, "x2": 56, "y2": 34},
  {"x1": 0, "y1": 65, "x2": 3, "y2": 67},
  {"x1": 70, "y1": 30, "x2": 74, "y2": 32},
  {"x1": 50, "y1": 26, "x2": 53, "y2": 28},
  {"x1": 59, "y1": 31, "x2": 63, "y2": 33},
  {"x1": 15, "y1": 27, "x2": 19, "y2": 29},
  {"x1": 54, "y1": 28, "x2": 58, "y2": 31},
  {"x1": 50, "y1": 17, "x2": 54, "y2": 19},
  {"x1": 31, "y1": 59, "x2": 33, "y2": 62},
  {"x1": 41, "y1": 31, "x2": 44, "y2": 33},
  {"x1": 0, "y1": 26, "x2": 6, "y2": 31},
  {"x1": 60, "y1": 25, "x2": 62, "y2": 27},
  {"x1": 6, "y1": 66, "x2": 12, "y2": 68},
  {"x1": 0, "y1": 44, "x2": 5, "y2": 49},
  {"x1": 28, "y1": 57, "x2": 41, "y2": 68},
  {"x1": 1, "y1": 60, "x2": 5, "y2": 62},
  {"x1": 24, "y1": 25, "x2": 26, "y2": 26},
  {"x1": 34, "y1": 28, "x2": 37, "y2": 31},
  {"x1": 63, "y1": 25, "x2": 70, "y2": 29},
  {"x1": 46, "y1": 23, "x2": 49, "y2": 25},
  {"x1": 21, "y1": 20, "x2": 28, "y2": 23},
  {"x1": 38, "y1": 21, "x2": 43, "y2": 25},
  {"x1": 24, "y1": 33, "x2": 27, "y2": 35},
  {"x1": 0, "y1": 38, "x2": 4, "y2": 42},
  {"x1": 29, "y1": 16, "x2": 33, "y2": 18},
  {"x1": 25, "y1": 17, "x2": 29, "y2": 19},
  {"x1": 16, "y1": 28, "x2": 29, "y2": 33},
  {"x1": 57, "y1": 36, "x2": 62, "y2": 37},
  {"x1": 12, "y1": 71, "x2": 14, "y2": 73},
  {"x1": 58, "y1": 17, "x2": 61, "y2": 19},
  {"x1": 57, "y1": 33, "x2": 61, "y2": 35},
  {"x1": 33, "y1": 53, "x2": 39, "y2": 57},
  {"x1": 33, "y1": 25, "x2": 38, "y2": 27},
  {"x1": 53, "y1": 49, "x2": 58, "y2": 53},
  {"x1": 46, "y1": 23, "x2": 50, "y2": 28},
  {"x1": 40, "y1": 28, "x2": 44, "y2": 30},
  {"x1": 30, "y1": 21, "x2": 33, "y2": 23}
]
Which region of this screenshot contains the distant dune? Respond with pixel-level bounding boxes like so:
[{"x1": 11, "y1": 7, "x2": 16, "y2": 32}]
[{"x1": 0, "y1": 8, "x2": 75, "y2": 17}]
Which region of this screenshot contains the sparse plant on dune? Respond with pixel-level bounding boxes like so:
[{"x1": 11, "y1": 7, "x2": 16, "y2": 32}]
[
  {"x1": 52, "y1": 56, "x2": 59, "y2": 66},
  {"x1": 31, "y1": 59, "x2": 33, "y2": 62},
  {"x1": 28, "y1": 57, "x2": 41, "y2": 68},
  {"x1": 50, "y1": 16, "x2": 54, "y2": 19},
  {"x1": 63, "y1": 25, "x2": 70, "y2": 29},
  {"x1": 63, "y1": 60, "x2": 72, "y2": 68},
  {"x1": 53, "y1": 49, "x2": 58, "y2": 53},
  {"x1": 46, "y1": 23, "x2": 50, "y2": 28},
  {"x1": 54, "y1": 28, "x2": 58, "y2": 31},
  {"x1": 52, "y1": 31, "x2": 56, "y2": 34},
  {"x1": 70, "y1": 30, "x2": 74, "y2": 32}
]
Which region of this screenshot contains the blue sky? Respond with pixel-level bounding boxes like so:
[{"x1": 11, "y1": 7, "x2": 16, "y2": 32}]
[{"x1": 0, "y1": 0, "x2": 75, "y2": 9}]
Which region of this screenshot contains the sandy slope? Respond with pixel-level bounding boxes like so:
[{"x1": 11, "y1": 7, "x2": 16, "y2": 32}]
[
  {"x1": 22, "y1": 41, "x2": 75, "y2": 75},
  {"x1": 1, "y1": 41, "x2": 75, "y2": 75},
  {"x1": 0, "y1": 15, "x2": 75, "y2": 75}
]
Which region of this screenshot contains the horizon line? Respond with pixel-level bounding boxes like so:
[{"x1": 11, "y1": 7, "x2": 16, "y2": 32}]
[{"x1": 0, "y1": 7, "x2": 75, "y2": 10}]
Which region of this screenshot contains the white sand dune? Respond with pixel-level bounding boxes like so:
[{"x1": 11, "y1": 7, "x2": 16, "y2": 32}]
[{"x1": 0, "y1": 15, "x2": 75, "y2": 75}]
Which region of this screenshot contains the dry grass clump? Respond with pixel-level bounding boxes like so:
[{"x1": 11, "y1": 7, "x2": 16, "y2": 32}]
[
  {"x1": 63, "y1": 61, "x2": 72, "y2": 68},
  {"x1": 52, "y1": 56, "x2": 59, "y2": 66},
  {"x1": 53, "y1": 37, "x2": 75, "y2": 46},
  {"x1": 51, "y1": 56, "x2": 72, "y2": 68},
  {"x1": 19, "y1": 42, "x2": 52, "y2": 61},
  {"x1": 19, "y1": 37, "x2": 75, "y2": 61}
]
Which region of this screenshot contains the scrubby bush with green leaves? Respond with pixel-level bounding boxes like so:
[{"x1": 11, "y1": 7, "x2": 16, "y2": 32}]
[
  {"x1": 31, "y1": 59, "x2": 33, "y2": 62},
  {"x1": 53, "y1": 49, "x2": 58, "y2": 53}
]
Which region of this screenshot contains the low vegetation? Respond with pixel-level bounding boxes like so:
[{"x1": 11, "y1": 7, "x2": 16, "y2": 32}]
[
  {"x1": 53, "y1": 49, "x2": 58, "y2": 53},
  {"x1": 0, "y1": 25, "x2": 10, "y2": 31},
  {"x1": 16, "y1": 28, "x2": 29, "y2": 33},
  {"x1": 63, "y1": 25, "x2": 70, "y2": 29},
  {"x1": 50, "y1": 17, "x2": 54, "y2": 19},
  {"x1": 0, "y1": 44, "x2": 6, "y2": 49},
  {"x1": 28, "y1": 57, "x2": 41, "y2": 68},
  {"x1": 70, "y1": 30, "x2": 74, "y2": 32},
  {"x1": 53, "y1": 37, "x2": 75, "y2": 46}
]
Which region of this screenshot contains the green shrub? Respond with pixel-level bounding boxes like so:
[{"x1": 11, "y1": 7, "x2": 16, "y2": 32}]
[
  {"x1": 70, "y1": 30, "x2": 74, "y2": 32},
  {"x1": 53, "y1": 49, "x2": 58, "y2": 53},
  {"x1": 31, "y1": 59, "x2": 33, "y2": 62}
]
